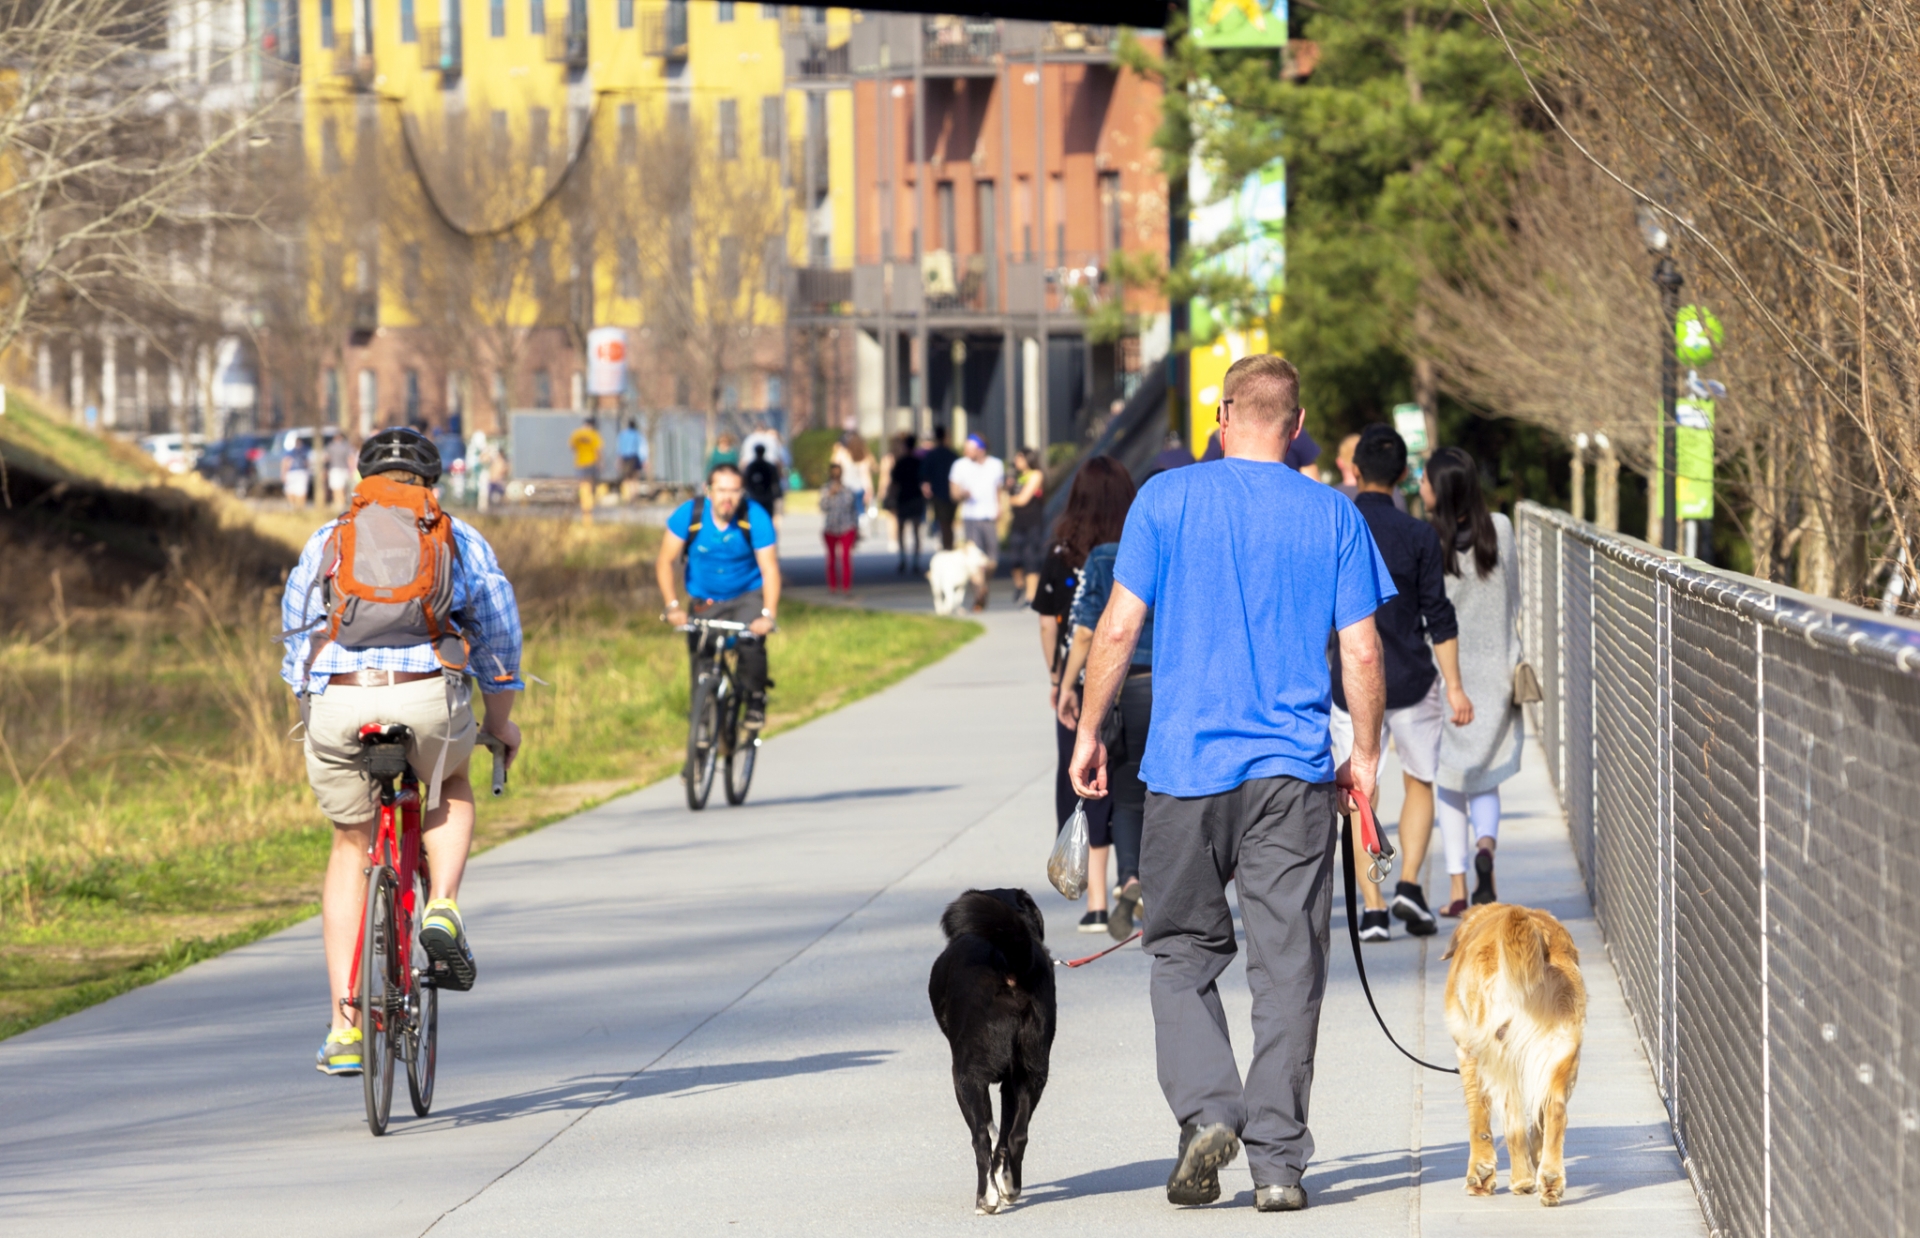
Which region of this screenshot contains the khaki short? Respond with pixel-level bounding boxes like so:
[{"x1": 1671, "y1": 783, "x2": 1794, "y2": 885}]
[
  {"x1": 1329, "y1": 672, "x2": 1444, "y2": 785},
  {"x1": 305, "y1": 675, "x2": 477, "y2": 823}
]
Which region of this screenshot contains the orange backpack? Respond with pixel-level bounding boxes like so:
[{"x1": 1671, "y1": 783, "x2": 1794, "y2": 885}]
[{"x1": 296, "y1": 475, "x2": 469, "y2": 685}]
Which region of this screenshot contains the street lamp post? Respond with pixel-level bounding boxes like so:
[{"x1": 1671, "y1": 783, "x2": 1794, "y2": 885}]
[{"x1": 1639, "y1": 205, "x2": 1682, "y2": 552}]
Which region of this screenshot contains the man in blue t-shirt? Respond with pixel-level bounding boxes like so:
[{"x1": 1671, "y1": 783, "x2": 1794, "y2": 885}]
[
  {"x1": 655, "y1": 462, "x2": 782, "y2": 727},
  {"x1": 1069, "y1": 355, "x2": 1394, "y2": 1214}
]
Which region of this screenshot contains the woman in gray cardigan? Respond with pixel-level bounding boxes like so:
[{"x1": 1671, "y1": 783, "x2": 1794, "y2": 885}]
[{"x1": 1422, "y1": 448, "x2": 1523, "y2": 915}]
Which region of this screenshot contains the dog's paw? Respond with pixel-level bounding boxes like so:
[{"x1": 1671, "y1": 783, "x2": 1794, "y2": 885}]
[
  {"x1": 1539, "y1": 1170, "x2": 1565, "y2": 1206},
  {"x1": 1511, "y1": 1175, "x2": 1538, "y2": 1196},
  {"x1": 1465, "y1": 1164, "x2": 1497, "y2": 1196},
  {"x1": 993, "y1": 1163, "x2": 1018, "y2": 1206},
  {"x1": 977, "y1": 1175, "x2": 1005, "y2": 1215}
]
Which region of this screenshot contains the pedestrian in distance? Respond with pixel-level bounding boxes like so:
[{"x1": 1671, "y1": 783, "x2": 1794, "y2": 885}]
[
  {"x1": 616, "y1": 417, "x2": 647, "y2": 501},
  {"x1": 1422, "y1": 446, "x2": 1525, "y2": 913},
  {"x1": 1005, "y1": 448, "x2": 1047, "y2": 606},
  {"x1": 743, "y1": 443, "x2": 784, "y2": 523},
  {"x1": 820, "y1": 462, "x2": 860, "y2": 595},
  {"x1": 886, "y1": 432, "x2": 926, "y2": 573},
  {"x1": 921, "y1": 424, "x2": 961, "y2": 552},
  {"x1": 325, "y1": 431, "x2": 354, "y2": 509},
  {"x1": 1070, "y1": 354, "x2": 1395, "y2": 1213},
  {"x1": 947, "y1": 435, "x2": 1004, "y2": 612},
  {"x1": 281, "y1": 427, "x2": 524, "y2": 1077},
  {"x1": 1051, "y1": 456, "x2": 1154, "y2": 938},
  {"x1": 831, "y1": 432, "x2": 876, "y2": 538},
  {"x1": 569, "y1": 416, "x2": 602, "y2": 522},
  {"x1": 282, "y1": 435, "x2": 312, "y2": 508},
  {"x1": 1033, "y1": 456, "x2": 1133, "y2": 928},
  {"x1": 1329, "y1": 424, "x2": 1474, "y2": 943}
]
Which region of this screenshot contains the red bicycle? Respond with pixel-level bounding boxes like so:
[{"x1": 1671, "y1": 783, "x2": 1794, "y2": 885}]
[{"x1": 346, "y1": 723, "x2": 508, "y2": 1136}]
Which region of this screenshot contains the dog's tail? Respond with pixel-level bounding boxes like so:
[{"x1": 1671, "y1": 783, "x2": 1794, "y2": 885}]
[
  {"x1": 941, "y1": 890, "x2": 1040, "y2": 972},
  {"x1": 1492, "y1": 905, "x2": 1550, "y2": 998}
]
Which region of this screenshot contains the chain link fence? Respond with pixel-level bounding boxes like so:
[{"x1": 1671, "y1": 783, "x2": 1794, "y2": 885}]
[{"x1": 1518, "y1": 501, "x2": 1920, "y2": 1238}]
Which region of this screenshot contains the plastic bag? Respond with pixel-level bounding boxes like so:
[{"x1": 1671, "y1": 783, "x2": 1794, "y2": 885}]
[{"x1": 1048, "y1": 799, "x2": 1092, "y2": 899}]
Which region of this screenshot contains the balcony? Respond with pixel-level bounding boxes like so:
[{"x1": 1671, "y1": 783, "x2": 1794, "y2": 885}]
[
  {"x1": 1043, "y1": 23, "x2": 1118, "y2": 57},
  {"x1": 331, "y1": 42, "x2": 374, "y2": 91},
  {"x1": 643, "y1": 2, "x2": 688, "y2": 60},
  {"x1": 545, "y1": 18, "x2": 587, "y2": 69},
  {"x1": 350, "y1": 293, "x2": 378, "y2": 341},
  {"x1": 922, "y1": 17, "x2": 997, "y2": 69},
  {"x1": 790, "y1": 266, "x2": 852, "y2": 310},
  {"x1": 418, "y1": 24, "x2": 461, "y2": 76},
  {"x1": 786, "y1": 35, "x2": 849, "y2": 81},
  {"x1": 788, "y1": 137, "x2": 830, "y2": 194},
  {"x1": 922, "y1": 251, "x2": 991, "y2": 314}
]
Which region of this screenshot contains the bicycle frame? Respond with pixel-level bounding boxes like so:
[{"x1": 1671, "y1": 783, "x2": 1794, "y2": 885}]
[{"x1": 344, "y1": 763, "x2": 424, "y2": 1031}]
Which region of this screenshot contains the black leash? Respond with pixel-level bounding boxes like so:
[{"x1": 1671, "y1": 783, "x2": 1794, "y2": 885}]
[{"x1": 1340, "y1": 814, "x2": 1460, "y2": 1075}]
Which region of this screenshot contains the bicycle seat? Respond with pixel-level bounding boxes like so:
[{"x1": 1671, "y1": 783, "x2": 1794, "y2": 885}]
[
  {"x1": 358, "y1": 723, "x2": 414, "y2": 782},
  {"x1": 358, "y1": 723, "x2": 414, "y2": 745}
]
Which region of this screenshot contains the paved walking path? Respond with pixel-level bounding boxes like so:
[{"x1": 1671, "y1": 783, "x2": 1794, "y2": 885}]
[{"x1": 0, "y1": 535, "x2": 1703, "y2": 1236}]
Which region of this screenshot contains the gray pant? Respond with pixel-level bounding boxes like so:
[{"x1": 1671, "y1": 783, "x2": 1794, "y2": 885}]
[{"x1": 1141, "y1": 775, "x2": 1337, "y2": 1188}]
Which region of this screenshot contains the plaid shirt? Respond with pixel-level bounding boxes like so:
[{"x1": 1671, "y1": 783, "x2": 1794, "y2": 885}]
[{"x1": 280, "y1": 516, "x2": 525, "y2": 696}]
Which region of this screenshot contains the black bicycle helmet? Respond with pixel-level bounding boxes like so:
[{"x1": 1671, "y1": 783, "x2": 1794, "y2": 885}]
[{"x1": 358, "y1": 426, "x2": 443, "y2": 484}]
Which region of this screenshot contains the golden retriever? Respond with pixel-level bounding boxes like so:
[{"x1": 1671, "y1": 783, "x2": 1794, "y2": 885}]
[{"x1": 1442, "y1": 903, "x2": 1587, "y2": 1205}]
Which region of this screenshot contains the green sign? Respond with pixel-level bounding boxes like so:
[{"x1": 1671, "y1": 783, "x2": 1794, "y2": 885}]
[
  {"x1": 1190, "y1": 0, "x2": 1289, "y2": 48},
  {"x1": 1391, "y1": 404, "x2": 1430, "y2": 454},
  {"x1": 1675, "y1": 306, "x2": 1722, "y2": 365},
  {"x1": 1653, "y1": 397, "x2": 1715, "y2": 521}
]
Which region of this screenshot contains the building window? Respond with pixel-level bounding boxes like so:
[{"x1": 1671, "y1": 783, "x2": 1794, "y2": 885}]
[
  {"x1": 716, "y1": 0, "x2": 733, "y2": 19},
  {"x1": 936, "y1": 181, "x2": 955, "y2": 253},
  {"x1": 760, "y1": 95, "x2": 782, "y2": 159},
  {"x1": 760, "y1": 3, "x2": 778, "y2": 16},
  {"x1": 1099, "y1": 171, "x2": 1122, "y2": 253},
  {"x1": 324, "y1": 367, "x2": 340, "y2": 420},
  {"x1": 404, "y1": 369, "x2": 422, "y2": 422},
  {"x1": 533, "y1": 369, "x2": 553, "y2": 408},
  {"x1": 357, "y1": 368, "x2": 377, "y2": 434},
  {"x1": 529, "y1": 107, "x2": 550, "y2": 165},
  {"x1": 765, "y1": 375, "x2": 782, "y2": 408},
  {"x1": 617, "y1": 102, "x2": 637, "y2": 164},
  {"x1": 490, "y1": 0, "x2": 505, "y2": 36},
  {"x1": 530, "y1": 0, "x2": 544, "y2": 33},
  {"x1": 718, "y1": 98, "x2": 738, "y2": 160},
  {"x1": 1051, "y1": 175, "x2": 1065, "y2": 263},
  {"x1": 320, "y1": 0, "x2": 335, "y2": 47},
  {"x1": 617, "y1": 0, "x2": 633, "y2": 29},
  {"x1": 618, "y1": 237, "x2": 640, "y2": 297},
  {"x1": 400, "y1": 0, "x2": 417, "y2": 42},
  {"x1": 532, "y1": 239, "x2": 553, "y2": 300},
  {"x1": 354, "y1": 249, "x2": 372, "y2": 292},
  {"x1": 763, "y1": 236, "x2": 783, "y2": 295},
  {"x1": 718, "y1": 235, "x2": 739, "y2": 297}
]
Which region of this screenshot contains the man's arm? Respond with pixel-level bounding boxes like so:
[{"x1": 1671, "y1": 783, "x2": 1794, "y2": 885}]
[
  {"x1": 1068, "y1": 584, "x2": 1149, "y2": 798},
  {"x1": 655, "y1": 531, "x2": 688, "y2": 626},
  {"x1": 751, "y1": 544, "x2": 781, "y2": 635},
  {"x1": 1336, "y1": 614, "x2": 1385, "y2": 813}
]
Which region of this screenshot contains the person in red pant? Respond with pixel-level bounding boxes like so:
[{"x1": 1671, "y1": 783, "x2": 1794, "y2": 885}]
[{"x1": 820, "y1": 463, "x2": 861, "y2": 593}]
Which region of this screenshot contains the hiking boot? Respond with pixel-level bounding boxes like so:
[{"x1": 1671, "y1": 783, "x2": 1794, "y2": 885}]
[
  {"x1": 316, "y1": 1027, "x2": 364, "y2": 1076},
  {"x1": 419, "y1": 898, "x2": 476, "y2": 991},
  {"x1": 1472, "y1": 848, "x2": 1497, "y2": 905},
  {"x1": 1077, "y1": 909, "x2": 1109, "y2": 934},
  {"x1": 1110, "y1": 879, "x2": 1145, "y2": 941},
  {"x1": 1254, "y1": 1183, "x2": 1308, "y2": 1212},
  {"x1": 1391, "y1": 882, "x2": 1439, "y2": 937},
  {"x1": 1167, "y1": 1122, "x2": 1241, "y2": 1206},
  {"x1": 1358, "y1": 909, "x2": 1391, "y2": 943}
]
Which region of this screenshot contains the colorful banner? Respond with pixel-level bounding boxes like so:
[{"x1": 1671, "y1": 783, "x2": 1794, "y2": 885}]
[
  {"x1": 587, "y1": 327, "x2": 628, "y2": 397},
  {"x1": 1653, "y1": 396, "x2": 1715, "y2": 522},
  {"x1": 1190, "y1": 0, "x2": 1289, "y2": 48},
  {"x1": 1187, "y1": 328, "x2": 1269, "y2": 458}
]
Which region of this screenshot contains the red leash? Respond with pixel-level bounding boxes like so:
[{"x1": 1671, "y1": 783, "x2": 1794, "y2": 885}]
[{"x1": 1056, "y1": 929, "x2": 1143, "y2": 967}]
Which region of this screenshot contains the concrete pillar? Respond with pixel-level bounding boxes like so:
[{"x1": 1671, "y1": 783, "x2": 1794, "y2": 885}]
[
  {"x1": 101, "y1": 334, "x2": 118, "y2": 427},
  {"x1": 1571, "y1": 432, "x2": 1588, "y2": 523},
  {"x1": 36, "y1": 341, "x2": 51, "y2": 396},
  {"x1": 70, "y1": 345, "x2": 84, "y2": 419},
  {"x1": 134, "y1": 337, "x2": 150, "y2": 430}
]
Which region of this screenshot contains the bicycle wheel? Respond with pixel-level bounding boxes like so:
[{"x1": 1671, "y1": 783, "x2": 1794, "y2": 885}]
[
  {"x1": 406, "y1": 889, "x2": 438, "y2": 1116},
  {"x1": 359, "y1": 866, "x2": 399, "y2": 1135},
  {"x1": 724, "y1": 692, "x2": 757, "y2": 806},
  {"x1": 684, "y1": 675, "x2": 722, "y2": 811}
]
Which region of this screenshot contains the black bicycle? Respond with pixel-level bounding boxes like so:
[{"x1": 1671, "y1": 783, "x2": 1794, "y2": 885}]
[{"x1": 681, "y1": 617, "x2": 765, "y2": 810}]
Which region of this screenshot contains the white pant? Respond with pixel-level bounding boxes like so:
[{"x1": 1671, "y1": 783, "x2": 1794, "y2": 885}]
[
  {"x1": 1329, "y1": 673, "x2": 1443, "y2": 784},
  {"x1": 1438, "y1": 785, "x2": 1501, "y2": 875}
]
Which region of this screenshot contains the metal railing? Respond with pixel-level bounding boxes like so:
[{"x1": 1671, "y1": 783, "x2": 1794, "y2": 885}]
[
  {"x1": 790, "y1": 265, "x2": 851, "y2": 309},
  {"x1": 922, "y1": 17, "x2": 998, "y2": 67},
  {"x1": 1518, "y1": 500, "x2": 1920, "y2": 1238}
]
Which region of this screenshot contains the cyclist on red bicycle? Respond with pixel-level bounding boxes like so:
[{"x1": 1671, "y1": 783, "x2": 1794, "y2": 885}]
[
  {"x1": 655, "y1": 462, "x2": 780, "y2": 727},
  {"x1": 281, "y1": 427, "x2": 524, "y2": 1076}
]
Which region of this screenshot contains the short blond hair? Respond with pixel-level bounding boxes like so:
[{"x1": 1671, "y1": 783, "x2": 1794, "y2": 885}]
[{"x1": 1221, "y1": 355, "x2": 1301, "y2": 435}]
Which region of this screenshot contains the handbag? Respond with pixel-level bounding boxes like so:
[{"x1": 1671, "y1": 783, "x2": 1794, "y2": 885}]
[{"x1": 1512, "y1": 661, "x2": 1544, "y2": 706}]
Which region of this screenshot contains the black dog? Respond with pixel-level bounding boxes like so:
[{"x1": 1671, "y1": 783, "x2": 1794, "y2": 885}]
[{"x1": 928, "y1": 888, "x2": 1057, "y2": 1214}]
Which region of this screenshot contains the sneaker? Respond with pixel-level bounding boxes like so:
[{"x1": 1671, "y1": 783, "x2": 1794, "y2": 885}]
[
  {"x1": 1358, "y1": 909, "x2": 1391, "y2": 943},
  {"x1": 744, "y1": 701, "x2": 767, "y2": 730},
  {"x1": 1472, "y1": 848, "x2": 1497, "y2": 905},
  {"x1": 1254, "y1": 1183, "x2": 1309, "y2": 1212},
  {"x1": 1077, "y1": 909, "x2": 1109, "y2": 934},
  {"x1": 1390, "y1": 882, "x2": 1439, "y2": 937},
  {"x1": 1167, "y1": 1122, "x2": 1241, "y2": 1206},
  {"x1": 419, "y1": 898, "x2": 477, "y2": 991},
  {"x1": 1110, "y1": 880, "x2": 1145, "y2": 940},
  {"x1": 316, "y1": 1027, "x2": 364, "y2": 1076}
]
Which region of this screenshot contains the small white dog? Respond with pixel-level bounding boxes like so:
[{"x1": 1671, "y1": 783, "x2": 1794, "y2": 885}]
[{"x1": 927, "y1": 543, "x2": 991, "y2": 615}]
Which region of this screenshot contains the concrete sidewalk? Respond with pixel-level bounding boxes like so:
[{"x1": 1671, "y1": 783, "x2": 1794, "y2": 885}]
[{"x1": 0, "y1": 602, "x2": 1702, "y2": 1236}]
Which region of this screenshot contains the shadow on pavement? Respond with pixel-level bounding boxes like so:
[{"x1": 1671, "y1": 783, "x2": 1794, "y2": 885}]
[
  {"x1": 407, "y1": 1049, "x2": 894, "y2": 1130},
  {"x1": 744, "y1": 784, "x2": 959, "y2": 809},
  {"x1": 1022, "y1": 1158, "x2": 1168, "y2": 1204}
]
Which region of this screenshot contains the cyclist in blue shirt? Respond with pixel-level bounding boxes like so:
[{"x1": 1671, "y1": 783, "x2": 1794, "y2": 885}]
[{"x1": 655, "y1": 462, "x2": 782, "y2": 728}]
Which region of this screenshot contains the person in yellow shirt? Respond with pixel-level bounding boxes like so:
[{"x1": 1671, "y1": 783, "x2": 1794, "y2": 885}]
[{"x1": 569, "y1": 417, "x2": 603, "y2": 521}]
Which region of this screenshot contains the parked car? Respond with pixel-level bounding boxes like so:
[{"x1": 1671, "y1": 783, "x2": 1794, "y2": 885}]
[
  {"x1": 194, "y1": 434, "x2": 274, "y2": 496},
  {"x1": 137, "y1": 433, "x2": 206, "y2": 474}
]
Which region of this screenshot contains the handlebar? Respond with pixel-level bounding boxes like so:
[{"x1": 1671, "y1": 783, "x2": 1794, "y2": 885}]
[
  {"x1": 477, "y1": 731, "x2": 509, "y2": 797},
  {"x1": 673, "y1": 617, "x2": 774, "y2": 636}
]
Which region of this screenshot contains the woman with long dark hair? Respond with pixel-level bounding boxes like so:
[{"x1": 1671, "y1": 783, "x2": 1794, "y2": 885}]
[
  {"x1": 885, "y1": 432, "x2": 926, "y2": 574},
  {"x1": 1422, "y1": 447, "x2": 1523, "y2": 914},
  {"x1": 1031, "y1": 456, "x2": 1136, "y2": 931}
]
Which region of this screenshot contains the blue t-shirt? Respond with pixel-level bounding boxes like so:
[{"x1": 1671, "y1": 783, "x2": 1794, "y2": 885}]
[
  {"x1": 668, "y1": 498, "x2": 777, "y2": 601},
  {"x1": 1113, "y1": 458, "x2": 1396, "y2": 796}
]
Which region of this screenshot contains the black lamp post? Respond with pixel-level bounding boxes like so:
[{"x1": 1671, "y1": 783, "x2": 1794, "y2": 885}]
[{"x1": 1640, "y1": 206, "x2": 1682, "y2": 552}]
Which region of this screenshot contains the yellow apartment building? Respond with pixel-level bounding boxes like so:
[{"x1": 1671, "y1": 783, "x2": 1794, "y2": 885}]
[{"x1": 288, "y1": 0, "x2": 858, "y2": 438}]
